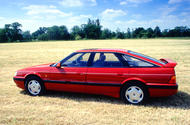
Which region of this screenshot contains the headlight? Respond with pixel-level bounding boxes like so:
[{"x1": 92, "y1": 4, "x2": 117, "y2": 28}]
[{"x1": 14, "y1": 71, "x2": 18, "y2": 76}]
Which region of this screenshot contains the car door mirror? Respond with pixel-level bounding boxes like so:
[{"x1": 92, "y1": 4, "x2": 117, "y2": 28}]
[{"x1": 56, "y1": 62, "x2": 61, "y2": 68}]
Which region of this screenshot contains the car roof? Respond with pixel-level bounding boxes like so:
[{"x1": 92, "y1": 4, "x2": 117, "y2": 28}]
[
  {"x1": 76, "y1": 48, "x2": 129, "y2": 53},
  {"x1": 76, "y1": 48, "x2": 163, "y2": 67}
]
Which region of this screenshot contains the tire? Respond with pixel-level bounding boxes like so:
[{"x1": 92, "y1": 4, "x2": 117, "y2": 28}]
[
  {"x1": 121, "y1": 82, "x2": 148, "y2": 104},
  {"x1": 25, "y1": 76, "x2": 45, "y2": 96}
]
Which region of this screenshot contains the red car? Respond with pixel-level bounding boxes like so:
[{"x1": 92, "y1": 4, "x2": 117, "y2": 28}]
[{"x1": 13, "y1": 49, "x2": 178, "y2": 104}]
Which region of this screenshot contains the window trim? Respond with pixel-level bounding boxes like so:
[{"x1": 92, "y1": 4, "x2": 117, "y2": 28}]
[
  {"x1": 121, "y1": 53, "x2": 160, "y2": 68},
  {"x1": 60, "y1": 52, "x2": 92, "y2": 68},
  {"x1": 128, "y1": 50, "x2": 165, "y2": 65},
  {"x1": 89, "y1": 52, "x2": 127, "y2": 68},
  {"x1": 88, "y1": 52, "x2": 160, "y2": 68},
  {"x1": 57, "y1": 52, "x2": 161, "y2": 68}
]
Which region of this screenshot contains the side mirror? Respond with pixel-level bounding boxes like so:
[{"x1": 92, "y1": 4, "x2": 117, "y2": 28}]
[{"x1": 56, "y1": 62, "x2": 61, "y2": 68}]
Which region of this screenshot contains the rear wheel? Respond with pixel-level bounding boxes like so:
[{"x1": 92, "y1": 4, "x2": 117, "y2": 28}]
[
  {"x1": 121, "y1": 82, "x2": 148, "y2": 104},
  {"x1": 25, "y1": 76, "x2": 45, "y2": 96}
]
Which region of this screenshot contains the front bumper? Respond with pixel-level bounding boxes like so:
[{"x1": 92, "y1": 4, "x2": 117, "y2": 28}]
[{"x1": 13, "y1": 77, "x2": 25, "y2": 89}]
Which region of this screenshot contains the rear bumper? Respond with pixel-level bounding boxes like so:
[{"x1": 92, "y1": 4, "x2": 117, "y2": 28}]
[
  {"x1": 147, "y1": 83, "x2": 178, "y2": 97},
  {"x1": 13, "y1": 77, "x2": 25, "y2": 89}
]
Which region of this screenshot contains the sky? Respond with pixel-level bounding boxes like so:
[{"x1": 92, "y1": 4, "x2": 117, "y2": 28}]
[{"x1": 0, "y1": 0, "x2": 190, "y2": 32}]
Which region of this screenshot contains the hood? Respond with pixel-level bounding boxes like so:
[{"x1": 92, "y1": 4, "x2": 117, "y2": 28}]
[
  {"x1": 30, "y1": 63, "x2": 53, "y2": 68},
  {"x1": 18, "y1": 63, "x2": 53, "y2": 71}
]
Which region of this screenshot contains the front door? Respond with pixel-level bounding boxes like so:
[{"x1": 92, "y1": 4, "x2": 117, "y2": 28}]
[{"x1": 46, "y1": 52, "x2": 90, "y2": 93}]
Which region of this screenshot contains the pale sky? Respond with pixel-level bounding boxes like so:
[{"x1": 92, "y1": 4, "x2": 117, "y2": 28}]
[{"x1": 0, "y1": 0, "x2": 190, "y2": 32}]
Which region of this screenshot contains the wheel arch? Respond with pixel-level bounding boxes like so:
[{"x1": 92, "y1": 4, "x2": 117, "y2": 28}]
[
  {"x1": 24, "y1": 74, "x2": 46, "y2": 96},
  {"x1": 24, "y1": 74, "x2": 43, "y2": 83},
  {"x1": 120, "y1": 78, "x2": 148, "y2": 97},
  {"x1": 121, "y1": 77, "x2": 146, "y2": 85}
]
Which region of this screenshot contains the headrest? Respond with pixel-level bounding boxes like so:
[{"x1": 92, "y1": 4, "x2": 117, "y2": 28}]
[{"x1": 100, "y1": 54, "x2": 106, "y2": 61}]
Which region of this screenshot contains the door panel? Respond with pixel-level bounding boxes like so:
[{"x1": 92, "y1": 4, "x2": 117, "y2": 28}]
[
  {"x1": 45, "y1": 67, "x2": 87, "y2": 93},
  {"x1": 84, "y1": 52, "x2": 130, "y2": 95},
  {"x1": 86, "y1": 68, "x2": 128, "y2": 83},
  {"x1": 44, "y1": 52, "x2": 91, "y2": 93},
  {"x1": 85, "y1": 68, "x2": 130, "y2": 96}
]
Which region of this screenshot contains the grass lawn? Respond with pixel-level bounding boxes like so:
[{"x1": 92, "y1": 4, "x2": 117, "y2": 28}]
[{"x1": 0, "y1": 39, "x2": 190, "y2": 125}]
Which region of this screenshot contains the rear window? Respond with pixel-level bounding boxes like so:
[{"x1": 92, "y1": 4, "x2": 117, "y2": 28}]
[{"x1": 128, "y1": 50, "x2": 165, "y2": 65}]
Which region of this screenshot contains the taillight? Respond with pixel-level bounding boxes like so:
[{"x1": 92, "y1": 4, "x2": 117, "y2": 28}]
[{"x1": 169, "y1": 76, "x2": 176, "y2": 84}]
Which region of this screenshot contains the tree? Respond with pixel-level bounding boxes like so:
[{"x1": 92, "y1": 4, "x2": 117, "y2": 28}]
[
  {"x1": 111, "y1": 31, "x2": 116, "y2": 38},
  {"x1": 116, "y1": 28, "x2": 125, "y2": 39},
  {"x1": 36, "y1": 25, "x2": 70, "y2": 40},
  {"x1": 2, "y1": 22, "x2": 23, "y2": 42},
  {"x1": 172, "y1": 26, "x2": 190, "y2": 37},
  {"x1": 162, "y1": 29, "x2": 169, "y2": 37},
  {"x1": 133, "y1": 27, "x2": 145, "y2": 38},
  {"x1": 22, "y1": 31, "x2": 32, "y2": 41},
  {"x1": 38, "y1": 33, "x2": 48, "y2": 41},
  {"x1": 126, "y1": 28, "x2": 131, "y2": 38},
  {"x1": 154, "y1": 26, "x2": 161, "y2": 37},
  {"x1": 32, "y1": 27, "x2": 47, "y2": 39},
  {"x1": 47, "y1": 26, "x2": 61, "y2": 40},
  {"x1": 71, "y1": 26, "x2": 81, "y2": 40},
  {"x1": 101, "y1": 29, "x2": 112, "y2": 39},
  {"x1": 1, "y1": 19, "x2": 190, "y2": 42},
  {"x1": 146, "y1": 28, "x2": 154, "y2": 38},
  {"x1": 0, "y1": 29, "x2": 8, "y2": 42},
  {"x1": 83, "y1": 19, "x2": 102, "y2": 39},
  {"x1": 11, "y1": 22, "x2": 23, "y2": 41},
  {"x1": 4, "y1": 24, "x2": 12, "y2": 42},
  {"x1": 71, "y1": 25, "x2": 86, "y2": 40},
  {"x1": 95, "y1": 19, "x2": 102, "y2": 39},
  {"x1": 59, "y1": 25, "x2": 70, "y2": 40}
]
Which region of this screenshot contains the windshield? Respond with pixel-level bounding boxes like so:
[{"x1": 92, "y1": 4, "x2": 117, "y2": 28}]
[{"x1": 128, "y1": 50, "x2": 165, "y2": 65}]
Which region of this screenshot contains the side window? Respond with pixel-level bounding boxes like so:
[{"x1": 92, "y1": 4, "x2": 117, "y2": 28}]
[
  {"x1": 123, "y1": 55, "x2": 155, "y2": 67},
  {"x1": 92, "y1": 53, "x2": 123, "y2": 67},
  {"x1": 61, "y1": 53, "x2": 90, "y2": 67}
]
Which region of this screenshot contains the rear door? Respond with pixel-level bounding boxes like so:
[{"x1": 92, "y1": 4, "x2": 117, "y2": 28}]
[{"x1": 85, "y1": 52, "x2": 130, "y2": 96}]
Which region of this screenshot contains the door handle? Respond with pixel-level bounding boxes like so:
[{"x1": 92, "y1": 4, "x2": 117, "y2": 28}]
[
  {"x1": 117, "y1": 73, "x2": 123, "y2": 76},
  {"x1": 77, "y1": 73, "x2": 84, "y2": 75}
]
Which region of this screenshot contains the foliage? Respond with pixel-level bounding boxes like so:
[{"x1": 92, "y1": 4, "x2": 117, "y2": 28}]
[
  {"x1": 22, "y1": 31, "x2": 32, "y2": 41},
  {"x1": 32, "y1": 27, "x2": 47, "y2": 40},
  {"x1": 0, "y1": 19, "x2": 190, "y2": 43},
  {"x1": 101, "y1": 29, "x2": 112, "y2": 39},
  {"x1": 38, "y1": 34, "x2": 49, "y2": 41},
  {"x1": 0, "y1": 22, "x2": 23, "y2": 42},
  {"x1": 0, "y1": 29, "x2": 8, "y2": 42},
  {"x1": 116, "y1": 29, "x2": 125, "y2": 39},
  {"x1": 154, "y1": 26, "x2": 161, "y2": 37},
  {"x1": 82, "y1": 19, "x2": 102, "y2": 39}
]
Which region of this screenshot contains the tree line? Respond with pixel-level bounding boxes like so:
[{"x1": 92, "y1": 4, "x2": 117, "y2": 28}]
[{"x1": 0, "y1": 19, "x2": 190, "y2": 43}]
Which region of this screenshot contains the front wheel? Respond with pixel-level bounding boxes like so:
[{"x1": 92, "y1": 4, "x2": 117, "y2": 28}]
[
  {"x1": 121, "y1": 83, "x2": 148, "y2": 104},
  {"x1": 25, "y1": 76, "x2": 45, "y2": 96}
]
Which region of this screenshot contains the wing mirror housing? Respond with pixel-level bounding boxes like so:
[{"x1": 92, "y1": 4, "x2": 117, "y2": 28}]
[{"x1": 56, "y1": 62, "x2": 61, "y2": 68}]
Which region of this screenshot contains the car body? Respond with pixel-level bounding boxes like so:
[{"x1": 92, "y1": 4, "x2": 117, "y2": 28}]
[{"x1": 13, "y1": 49, "x2": 178, "y2": 104}]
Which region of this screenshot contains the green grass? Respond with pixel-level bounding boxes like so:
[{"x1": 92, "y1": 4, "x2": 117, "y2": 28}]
[{"x1": 0, "y1": 39, "x2": 190, "y2": 125}]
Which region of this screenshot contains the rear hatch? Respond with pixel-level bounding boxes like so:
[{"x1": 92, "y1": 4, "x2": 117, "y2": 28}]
[{"x1": 160, "y1": 58, "x2": 177, "y2": 68}]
